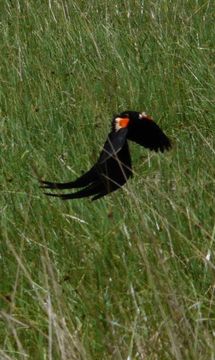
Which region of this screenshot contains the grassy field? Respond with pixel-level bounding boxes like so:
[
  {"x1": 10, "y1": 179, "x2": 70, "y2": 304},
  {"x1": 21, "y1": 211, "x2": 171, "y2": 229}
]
[{"x1": 0, "y1": 1, "x2": 215, "y2": 359}]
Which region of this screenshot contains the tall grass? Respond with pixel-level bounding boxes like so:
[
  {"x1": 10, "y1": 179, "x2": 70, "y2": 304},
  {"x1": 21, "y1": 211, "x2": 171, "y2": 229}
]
[{"x1": 0, "y1": 1, "x2": 214, "y2": 359}]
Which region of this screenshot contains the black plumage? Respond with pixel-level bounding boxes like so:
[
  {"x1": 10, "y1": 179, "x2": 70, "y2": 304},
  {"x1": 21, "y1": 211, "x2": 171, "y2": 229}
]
[{"x1": 40, "y1": 111, "x2": 171, "y2": 201}]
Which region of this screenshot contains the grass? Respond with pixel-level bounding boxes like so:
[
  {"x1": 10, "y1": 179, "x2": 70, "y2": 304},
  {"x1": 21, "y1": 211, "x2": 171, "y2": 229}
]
[{"x1": 0, "y1": 0, "x2": 215, "y2": 359}]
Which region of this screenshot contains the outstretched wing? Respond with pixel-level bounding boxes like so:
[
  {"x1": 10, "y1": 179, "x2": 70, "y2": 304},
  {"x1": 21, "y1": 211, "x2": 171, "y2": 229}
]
[{"x1": 128, "y1": 119, "x2": 171, "y2": 152}]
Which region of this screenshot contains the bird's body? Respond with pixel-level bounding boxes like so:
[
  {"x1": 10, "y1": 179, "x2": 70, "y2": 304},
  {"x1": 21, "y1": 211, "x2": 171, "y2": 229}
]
[{"x1": 40, "y1": 111, "x2": 171, "y2": 200}]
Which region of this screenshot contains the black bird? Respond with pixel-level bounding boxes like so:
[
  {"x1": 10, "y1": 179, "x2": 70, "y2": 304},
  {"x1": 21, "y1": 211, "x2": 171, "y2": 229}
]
[{"x1": 40, "y1": 111, "x2": 171, "y2": 201}]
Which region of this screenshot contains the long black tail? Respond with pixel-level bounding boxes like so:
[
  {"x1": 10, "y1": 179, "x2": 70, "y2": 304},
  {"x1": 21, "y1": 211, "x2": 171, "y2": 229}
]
[
  {"x1": 44, "y1": 181, "x2": 105, "y2": 200},
  {"x1": 40, "y1": 166, "x2": 97, "y2": 190}
]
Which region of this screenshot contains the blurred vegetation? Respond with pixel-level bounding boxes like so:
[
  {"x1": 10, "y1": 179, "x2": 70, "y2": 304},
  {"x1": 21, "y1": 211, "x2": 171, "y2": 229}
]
[{"x1": 0, "y1": 1, "x2": 214, "y2": 359}]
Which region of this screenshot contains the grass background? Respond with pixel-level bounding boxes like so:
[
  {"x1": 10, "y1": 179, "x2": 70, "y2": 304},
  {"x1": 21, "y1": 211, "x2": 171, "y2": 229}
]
[{"x1": 0, "y1": 1, "x2": 215, "y2": 359}]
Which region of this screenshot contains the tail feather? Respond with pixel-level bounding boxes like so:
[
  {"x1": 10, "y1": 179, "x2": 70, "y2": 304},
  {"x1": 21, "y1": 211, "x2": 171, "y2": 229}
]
[
  {"x1": 40, "y1": 166, "x2": 97, "y2": 190},
  {"x1": 44, "y1": 181, "x2": 105, "y2": 200}
]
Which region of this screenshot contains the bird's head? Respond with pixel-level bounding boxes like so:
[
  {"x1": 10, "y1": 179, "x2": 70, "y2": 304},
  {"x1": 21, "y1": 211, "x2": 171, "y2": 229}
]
[{"x1": 112, "y1": 111, "x2": 153, "y2": 132}]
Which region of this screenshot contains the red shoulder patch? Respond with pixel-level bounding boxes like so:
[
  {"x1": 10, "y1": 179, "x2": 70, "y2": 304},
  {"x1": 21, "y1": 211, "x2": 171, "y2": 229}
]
[{"x1": 115, "y1": 117, "x2": 130, "y2": 131}]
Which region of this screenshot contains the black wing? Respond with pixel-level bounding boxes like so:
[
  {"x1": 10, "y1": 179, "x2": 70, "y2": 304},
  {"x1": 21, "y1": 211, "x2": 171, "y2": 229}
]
[
  {"x1": 40, "y1": 129, "x2": 131, "y2": 200},
  {"x1": 128, "y1": 119, "x2": 171, "y2": 152}
]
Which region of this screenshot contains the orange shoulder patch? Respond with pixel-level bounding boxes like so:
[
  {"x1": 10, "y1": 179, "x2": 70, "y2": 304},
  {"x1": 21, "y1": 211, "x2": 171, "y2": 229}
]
[{"x1": 115, "y1": 117, "x2": 130, "y2": 131}]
